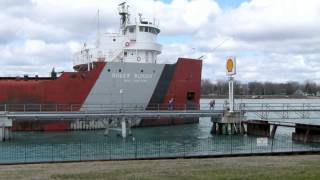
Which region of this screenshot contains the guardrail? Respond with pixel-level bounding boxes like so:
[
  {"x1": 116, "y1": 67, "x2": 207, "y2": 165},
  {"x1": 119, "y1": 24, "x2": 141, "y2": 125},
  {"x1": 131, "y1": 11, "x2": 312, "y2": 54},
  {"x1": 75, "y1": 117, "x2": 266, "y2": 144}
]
[
  {"x1": 0, "y1": 103, "x2": 212, "y2": 112},
  {"x1": 1, "y1": 103, "x2": 320, "y2": 112}
]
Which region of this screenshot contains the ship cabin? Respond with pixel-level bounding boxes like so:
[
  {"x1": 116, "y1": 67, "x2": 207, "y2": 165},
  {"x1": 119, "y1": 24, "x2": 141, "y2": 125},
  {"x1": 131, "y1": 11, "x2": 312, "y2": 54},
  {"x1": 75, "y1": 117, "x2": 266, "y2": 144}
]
[{"x1": 73, "y1": 2, "x2": 162, "y2": 72}]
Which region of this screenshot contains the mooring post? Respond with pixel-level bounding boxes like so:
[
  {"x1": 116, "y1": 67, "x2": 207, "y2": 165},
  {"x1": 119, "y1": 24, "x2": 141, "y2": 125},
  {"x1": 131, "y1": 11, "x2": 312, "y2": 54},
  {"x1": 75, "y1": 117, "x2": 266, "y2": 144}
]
[
  {"x1": 128, "y1": 119, "x2": 132, "y2": 136},
  {"x1": 270, "y1": 125, "x2": 278, "y2": 138},
  {"x1": 103, "y1": 118, "x2": 109, "y2": 136},
  {"x1": 121, "y1": 117, "x2": 127, "y2": 138},
  {"x1": 304, "y1": 128, "x2": 310, "y2": 143},
  {"x1": 0, "y1": 126, "x2": 3, "y2": 142},
  {"x1": 0, "y1": 117, "x2": 12, "y2": 142}
]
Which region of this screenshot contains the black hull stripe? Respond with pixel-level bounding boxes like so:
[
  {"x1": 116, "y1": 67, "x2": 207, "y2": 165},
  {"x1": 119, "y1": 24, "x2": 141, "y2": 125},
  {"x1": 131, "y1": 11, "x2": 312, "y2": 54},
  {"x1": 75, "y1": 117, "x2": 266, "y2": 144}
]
[{"x1": 147, "y1": 64, "x2": 176, "y2": 108}]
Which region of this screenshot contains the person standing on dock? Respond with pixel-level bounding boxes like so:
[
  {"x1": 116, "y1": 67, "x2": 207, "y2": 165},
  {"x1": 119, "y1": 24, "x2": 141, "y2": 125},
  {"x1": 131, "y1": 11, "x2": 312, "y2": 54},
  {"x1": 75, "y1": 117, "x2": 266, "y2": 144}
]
[{"x1": 209, "y1": 99, "x2": 215, "y2": 110}]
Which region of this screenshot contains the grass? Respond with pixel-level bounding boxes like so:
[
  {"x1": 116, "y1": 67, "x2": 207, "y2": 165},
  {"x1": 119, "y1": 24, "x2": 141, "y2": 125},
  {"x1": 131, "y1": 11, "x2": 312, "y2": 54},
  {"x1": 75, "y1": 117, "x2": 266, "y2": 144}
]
[{"x1": 0, "y1": 155, "x2": 320, "y2": 180}]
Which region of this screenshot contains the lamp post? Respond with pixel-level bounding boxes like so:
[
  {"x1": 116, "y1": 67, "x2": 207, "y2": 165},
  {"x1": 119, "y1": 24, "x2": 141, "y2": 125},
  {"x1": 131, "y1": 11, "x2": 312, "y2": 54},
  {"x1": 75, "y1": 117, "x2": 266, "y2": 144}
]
[{"x1": 120, "y1": 88, "x2": 124, "y2": 110}]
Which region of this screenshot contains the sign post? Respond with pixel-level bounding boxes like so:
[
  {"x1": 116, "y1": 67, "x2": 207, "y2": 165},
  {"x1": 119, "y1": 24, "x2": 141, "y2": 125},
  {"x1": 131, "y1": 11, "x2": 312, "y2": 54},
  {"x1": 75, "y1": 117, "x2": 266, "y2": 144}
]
[{"x1": 226, "y1": 57, "x2": 236, "y2": 112}]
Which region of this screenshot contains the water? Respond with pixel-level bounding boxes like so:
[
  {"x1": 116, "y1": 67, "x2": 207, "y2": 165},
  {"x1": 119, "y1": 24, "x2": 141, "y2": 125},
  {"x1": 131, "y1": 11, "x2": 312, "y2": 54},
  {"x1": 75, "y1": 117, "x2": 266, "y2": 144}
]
[{"x1": 1, "y1": 98, "x2": 320, "y2": 164}]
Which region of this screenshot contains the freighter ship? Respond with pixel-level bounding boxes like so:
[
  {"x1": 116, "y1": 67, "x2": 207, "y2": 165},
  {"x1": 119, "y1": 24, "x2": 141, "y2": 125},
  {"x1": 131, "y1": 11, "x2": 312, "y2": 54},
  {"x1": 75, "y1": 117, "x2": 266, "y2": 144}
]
[{"x1": 0, "y1": 3, "x2": 202, "y2": 131}]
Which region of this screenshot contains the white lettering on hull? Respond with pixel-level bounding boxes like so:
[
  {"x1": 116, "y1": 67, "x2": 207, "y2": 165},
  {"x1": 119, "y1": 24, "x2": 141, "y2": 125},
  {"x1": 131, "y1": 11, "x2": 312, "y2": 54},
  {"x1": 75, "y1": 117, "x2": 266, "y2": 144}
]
[
  {"x1": 112, "y1": 73, "x2": 153, "y2": 83},
  {"x1": 112, "y1": 73, "x2": 130, "y2": 78}
]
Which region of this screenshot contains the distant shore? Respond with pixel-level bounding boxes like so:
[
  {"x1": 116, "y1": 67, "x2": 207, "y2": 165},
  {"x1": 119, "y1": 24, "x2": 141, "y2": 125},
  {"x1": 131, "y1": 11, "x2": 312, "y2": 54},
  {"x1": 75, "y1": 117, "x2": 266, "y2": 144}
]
[{"x1": 201, "y1": 95, "x2": 320, "y2": 99}]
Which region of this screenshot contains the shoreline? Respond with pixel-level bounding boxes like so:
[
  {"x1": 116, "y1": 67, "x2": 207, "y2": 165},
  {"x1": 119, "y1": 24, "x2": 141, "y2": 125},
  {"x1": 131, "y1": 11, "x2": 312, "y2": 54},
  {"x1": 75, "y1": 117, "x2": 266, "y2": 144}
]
[{"x1": 201, "y1": 95, "x2": 320, "y2": 99}]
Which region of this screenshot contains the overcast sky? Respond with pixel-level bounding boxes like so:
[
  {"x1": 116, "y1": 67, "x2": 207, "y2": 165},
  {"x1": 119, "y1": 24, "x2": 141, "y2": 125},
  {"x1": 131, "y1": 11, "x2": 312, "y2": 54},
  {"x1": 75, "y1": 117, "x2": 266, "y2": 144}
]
[{"x1": 1, "y1": 0, "x2": 320, "y2": 83}]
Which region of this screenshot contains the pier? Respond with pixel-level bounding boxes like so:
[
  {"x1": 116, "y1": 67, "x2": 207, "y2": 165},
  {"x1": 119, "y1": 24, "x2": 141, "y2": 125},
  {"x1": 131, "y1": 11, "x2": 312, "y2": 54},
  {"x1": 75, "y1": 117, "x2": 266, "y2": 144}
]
[
  {"x1": 0, "y1": 104, "x2": 223, "y2": 141},
  {"x1": 209, "y1": 102, "x2": 320, "y2": 143},
  {"x1": 1, "y1": 102, "x2": 320, "y2": 142}
]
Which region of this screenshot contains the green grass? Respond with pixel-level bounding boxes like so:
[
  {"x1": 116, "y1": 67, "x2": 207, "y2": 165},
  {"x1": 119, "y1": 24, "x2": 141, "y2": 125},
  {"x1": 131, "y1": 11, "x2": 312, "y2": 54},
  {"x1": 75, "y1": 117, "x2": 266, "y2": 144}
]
[
  {"x1": 1, "y1": 155, "x2": 320, "y2": 180},
  {"x1": 50, "y1": 163, "x2": 320, "y2": 180}
]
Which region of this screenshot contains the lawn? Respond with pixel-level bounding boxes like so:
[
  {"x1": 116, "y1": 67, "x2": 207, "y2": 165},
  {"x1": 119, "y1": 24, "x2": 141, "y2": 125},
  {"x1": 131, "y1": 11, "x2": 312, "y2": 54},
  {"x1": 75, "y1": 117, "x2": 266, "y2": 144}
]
[{"x1": 0, "y1": 155, "x2": 319, "y2": 180}]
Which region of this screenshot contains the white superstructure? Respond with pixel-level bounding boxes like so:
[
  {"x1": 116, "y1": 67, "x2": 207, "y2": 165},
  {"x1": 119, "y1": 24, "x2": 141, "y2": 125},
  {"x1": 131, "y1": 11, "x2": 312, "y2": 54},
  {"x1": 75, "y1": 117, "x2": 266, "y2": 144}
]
[{"x1": 74, "y1": 2, "x2": 162, "y2": 68}]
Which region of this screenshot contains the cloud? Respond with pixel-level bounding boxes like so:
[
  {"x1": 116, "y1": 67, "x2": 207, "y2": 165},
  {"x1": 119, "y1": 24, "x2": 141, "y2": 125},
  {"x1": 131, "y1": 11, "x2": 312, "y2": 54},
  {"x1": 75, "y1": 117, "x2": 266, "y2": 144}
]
[
  {"x1": 0, "y1": 0, "x2": 320, "y2": 83},
  {"x1": 0, "y1": 40, "x2": 80, "y2": 76}
]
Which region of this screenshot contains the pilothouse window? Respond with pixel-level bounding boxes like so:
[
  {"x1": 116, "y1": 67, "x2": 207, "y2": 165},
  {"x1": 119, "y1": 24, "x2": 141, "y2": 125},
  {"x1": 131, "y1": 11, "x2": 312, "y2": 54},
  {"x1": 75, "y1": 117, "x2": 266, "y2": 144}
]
[
  {"x1": 139, "y1": 26, "x2": 159, "y2": 34},
  {"x1": 129, "y1": 27, "x2": 135, "y2": 33}
]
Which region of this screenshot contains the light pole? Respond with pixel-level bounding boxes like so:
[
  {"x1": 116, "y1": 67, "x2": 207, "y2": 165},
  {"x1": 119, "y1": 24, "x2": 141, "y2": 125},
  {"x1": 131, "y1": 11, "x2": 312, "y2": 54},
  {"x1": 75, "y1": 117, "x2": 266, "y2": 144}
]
[
  {"x1": 120, "y1": 88, "x2": 124, "y2": 110},
  {"x1": 226, "y1": 57, "x2": 236, "y2": 112}
]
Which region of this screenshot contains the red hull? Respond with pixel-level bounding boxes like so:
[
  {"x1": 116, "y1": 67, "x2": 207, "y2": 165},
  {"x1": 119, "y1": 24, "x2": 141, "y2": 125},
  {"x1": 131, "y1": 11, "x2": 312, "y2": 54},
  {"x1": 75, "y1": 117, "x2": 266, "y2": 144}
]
[
  {"x1": 0, "y1": 59, "x2": 202, "y2": 131},
  {"x1": 0, "y1": 62, "x2": 105, "y2": 106}
]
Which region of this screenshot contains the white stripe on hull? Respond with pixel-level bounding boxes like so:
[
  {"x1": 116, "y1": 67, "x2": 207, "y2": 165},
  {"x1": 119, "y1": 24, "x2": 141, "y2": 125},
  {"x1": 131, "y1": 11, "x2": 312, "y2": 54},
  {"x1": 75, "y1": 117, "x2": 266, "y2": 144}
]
[{"x1": 81, "y1": 62, "x2": 165, "y2": 111}]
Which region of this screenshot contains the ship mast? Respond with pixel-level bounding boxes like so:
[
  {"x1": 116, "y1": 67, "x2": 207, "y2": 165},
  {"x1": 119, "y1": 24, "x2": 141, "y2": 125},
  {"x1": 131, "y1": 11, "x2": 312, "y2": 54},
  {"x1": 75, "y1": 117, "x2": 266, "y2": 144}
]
[
  {"x1": 96, "y1": 9, "x2": 104, "y2": 62},
  {"x1": 96, "y1": 9, "x2": 101, "y2": 49},
  {"x1": 118, "y1": 2, "x2": 130, "y2": 35}
]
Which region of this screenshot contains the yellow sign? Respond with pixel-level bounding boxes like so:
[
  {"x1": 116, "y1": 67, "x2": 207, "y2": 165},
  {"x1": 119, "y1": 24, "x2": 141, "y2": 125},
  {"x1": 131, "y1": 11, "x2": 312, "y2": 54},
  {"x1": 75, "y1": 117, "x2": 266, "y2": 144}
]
[
  {"x1": 226, "y1": 57, "x2": 236, "y2": 75},
  {"x1": 226, "y1": 58, "x2": 234, "y2": 72}
]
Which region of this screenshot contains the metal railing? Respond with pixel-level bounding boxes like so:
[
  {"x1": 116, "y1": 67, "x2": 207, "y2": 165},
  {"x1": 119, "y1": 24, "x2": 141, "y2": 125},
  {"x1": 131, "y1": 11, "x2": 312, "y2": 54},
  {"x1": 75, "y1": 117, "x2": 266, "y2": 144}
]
[
  {"x1": 0, "y1": 103, "x2": 212, "y2": 112},
  {"x1": 0, "y1": 136, "x2": 319, "y2": 164},
  {"x1": 1, "y1": 102, "x2": 320, "y2": 111},
  {"x1": 236, "y1": 103, "x2": 320, "y2": 120}
]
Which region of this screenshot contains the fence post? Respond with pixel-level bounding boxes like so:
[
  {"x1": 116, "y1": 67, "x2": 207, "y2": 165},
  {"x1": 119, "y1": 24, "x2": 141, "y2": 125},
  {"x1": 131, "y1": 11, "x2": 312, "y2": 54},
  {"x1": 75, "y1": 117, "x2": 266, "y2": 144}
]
[
  {"x1": 109, "y1": 142, "x2": 112, "y2": 160},
  {"x1": 230, "y1": 136, "x2": 233, "y2": 154},
  {"x1": 24, "y1": 144, "x2": 27, "y2": 163},
  {"x1": 79, "y1": 141, "x2": 82, "y2": 161},
  {"x1": 207, "y1": 138, "x2": 209, "y2": 156},
  {"x1": 158, "y1": 140, "x2": 161, "y2": 158},
  {"x1": 251, "y1": 137, "x2": 253, "y2": 154},
  {"x1": 51, "y1": 144, "x2": 54, "y2": 162},
  {"x1": 135, "y1": 140, "x2": 137, "y2": 159},
  {"x1": 271, "y1": 138, "x2": 274, "y2": 153},
  {"x1": 183, "y1": 141, "x2": 186, "y2": 157}
]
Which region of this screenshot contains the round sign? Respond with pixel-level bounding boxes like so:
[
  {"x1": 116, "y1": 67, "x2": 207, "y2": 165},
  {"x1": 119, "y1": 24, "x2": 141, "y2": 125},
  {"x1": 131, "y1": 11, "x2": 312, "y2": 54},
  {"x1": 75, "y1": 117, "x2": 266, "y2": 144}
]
[{"x1": 226, "y1": 58, "x2": 234, "y2": 72}]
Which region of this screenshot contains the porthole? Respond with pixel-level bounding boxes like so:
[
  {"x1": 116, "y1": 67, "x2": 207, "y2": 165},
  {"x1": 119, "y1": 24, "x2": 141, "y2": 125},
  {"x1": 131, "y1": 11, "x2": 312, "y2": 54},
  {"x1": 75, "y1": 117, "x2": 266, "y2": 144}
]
[
  {"x1": 113, "y1": 39, "x2": 116, "y2": 42},
  {"x1": 141, "y1": 69, "x2": 144, "y2": 73},
  {"x1": 119, "y1": 69, "x2": 122, "y2": 72},
  {"x1": 107, "y1": 69, "x2": 111, "y2": 72}
]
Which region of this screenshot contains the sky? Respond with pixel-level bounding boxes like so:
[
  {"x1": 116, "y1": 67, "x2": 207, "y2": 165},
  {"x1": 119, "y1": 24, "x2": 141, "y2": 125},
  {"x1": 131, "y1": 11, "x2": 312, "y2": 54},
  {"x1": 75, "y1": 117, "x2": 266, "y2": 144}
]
[{"x1": 1, "y1": 0, "x2": 320, "y2": 83}]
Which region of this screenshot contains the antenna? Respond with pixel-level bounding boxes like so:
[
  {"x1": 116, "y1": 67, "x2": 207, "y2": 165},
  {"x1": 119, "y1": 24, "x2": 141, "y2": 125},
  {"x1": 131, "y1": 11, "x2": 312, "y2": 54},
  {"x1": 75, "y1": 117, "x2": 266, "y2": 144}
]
[
  {"x1": 211, "y1": 38, "x2": 230, "y2": 52},
  {"x1": 96, "y1": 9, "x2": 101, "y2": 49}
]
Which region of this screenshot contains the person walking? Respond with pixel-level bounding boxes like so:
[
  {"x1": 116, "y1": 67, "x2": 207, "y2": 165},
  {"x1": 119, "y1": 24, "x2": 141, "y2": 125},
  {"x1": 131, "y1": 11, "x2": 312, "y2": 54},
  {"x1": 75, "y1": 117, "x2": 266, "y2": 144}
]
[
  {"x1": 209, "y1": 99, "x2": 215, "y2": 110},
  {"x1": 168, "y1": 98, "x2": 174, "y2": 110}
]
